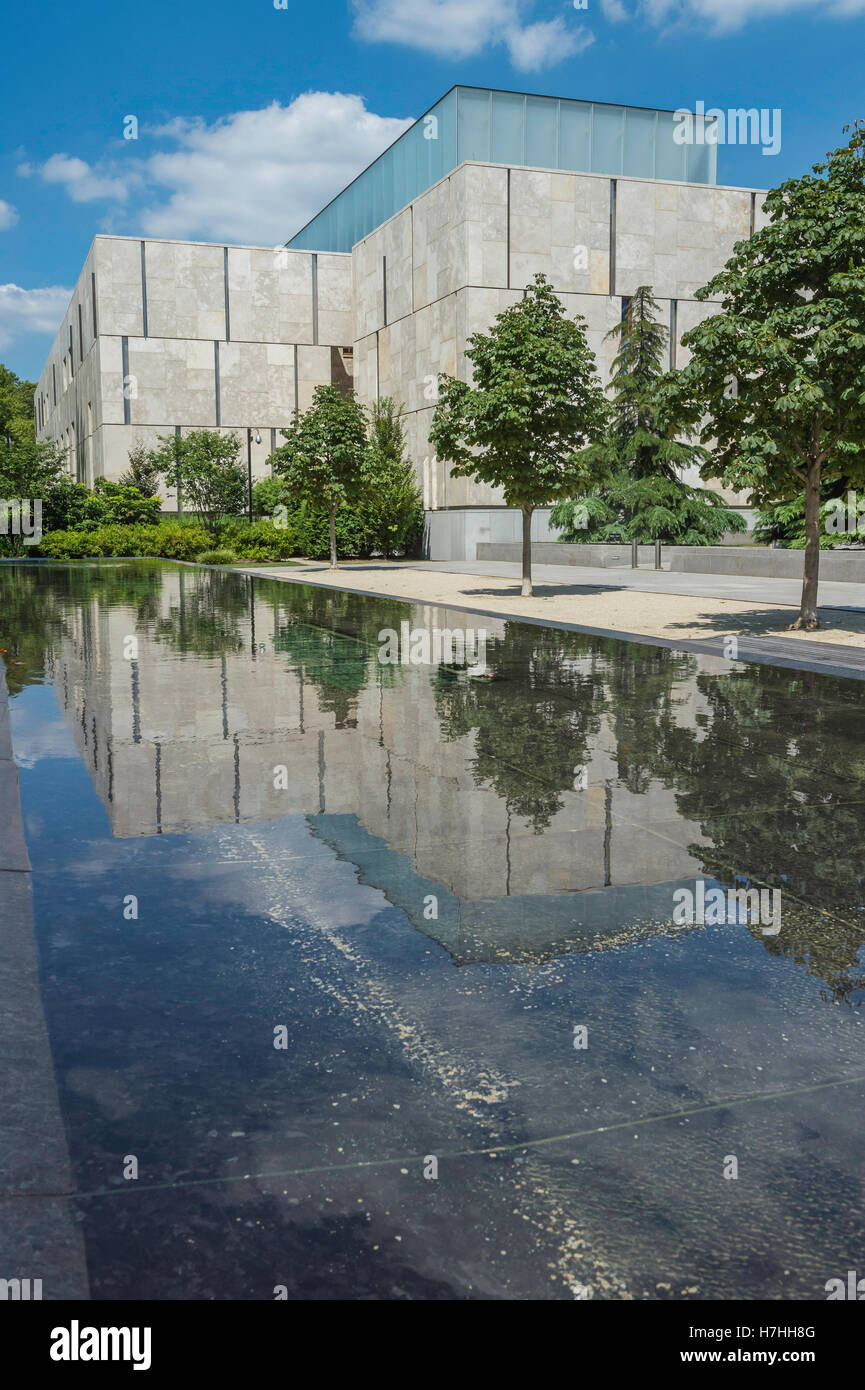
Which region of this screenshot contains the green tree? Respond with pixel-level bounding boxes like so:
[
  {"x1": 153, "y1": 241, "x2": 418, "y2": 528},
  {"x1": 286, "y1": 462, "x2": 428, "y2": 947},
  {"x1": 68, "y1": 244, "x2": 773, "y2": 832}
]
[
  {"x1": 361, "y1": 397, "x2": 424, "y2": 557},
  {"x1": 119, "y1": 438, "x2": 161, "y2": 498},
  {"x1": 0, "y1": 364, "x2": 36, "y2": 438},
  {"x1": 429, "y1": 273, "x2": 610, "y2": 596},
  {"x1": 0, "y1": 423, "x2": 67, "y2": 554},
  {"x1": 271, "y1": 385, "x2": 367, "y2": 569},
  {"x1": 661, "y1": 126, "x2": 865, "y2": 628},
  {"x1": 146, "y1": 430, "x2": 246, "y2": 530},
  {"x1": 552, "y1": 285, "x2": 745, "y2": 546}
]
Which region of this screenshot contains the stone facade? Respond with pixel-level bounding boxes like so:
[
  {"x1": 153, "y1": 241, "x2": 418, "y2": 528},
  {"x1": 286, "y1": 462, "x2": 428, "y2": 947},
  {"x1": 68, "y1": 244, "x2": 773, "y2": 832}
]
[
  {"x1": 34, "y1": 237, "x2": 353, "y2": 499},
  {"x1": 36, "y1": 156, "x2": 767, "y2": 543},
  {"x1": 352, "y1": 160, "x2": 767, "y2": 517}
]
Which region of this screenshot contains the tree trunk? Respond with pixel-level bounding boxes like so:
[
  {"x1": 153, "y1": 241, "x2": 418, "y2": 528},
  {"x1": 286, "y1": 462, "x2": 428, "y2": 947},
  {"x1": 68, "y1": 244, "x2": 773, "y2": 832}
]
[
  {"x1": 521, "y1": 505, "x2": 533, "y2": 597},
  {"x1": 791, "y1": 459, "x2": 821, "y2": 630},
  {"x1": 329, "y1": 504, "x2": 338, "y2": 570}
]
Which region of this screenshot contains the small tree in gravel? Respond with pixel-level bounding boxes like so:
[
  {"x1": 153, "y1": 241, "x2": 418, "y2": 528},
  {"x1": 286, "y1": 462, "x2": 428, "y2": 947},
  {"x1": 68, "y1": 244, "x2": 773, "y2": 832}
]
[{"x1": 430, "y1": 274, "x2": 610, "y2": 597}]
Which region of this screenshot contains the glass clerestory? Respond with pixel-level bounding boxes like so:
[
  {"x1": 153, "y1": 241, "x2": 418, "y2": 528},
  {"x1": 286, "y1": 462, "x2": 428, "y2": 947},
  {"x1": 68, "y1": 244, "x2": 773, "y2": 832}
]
[{"x1": 286, "y1": 85, "x2": 718, "y2": 254}]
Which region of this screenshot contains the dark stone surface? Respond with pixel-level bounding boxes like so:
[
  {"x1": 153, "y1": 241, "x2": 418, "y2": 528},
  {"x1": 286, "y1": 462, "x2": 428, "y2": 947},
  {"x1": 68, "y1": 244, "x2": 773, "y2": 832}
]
[{"x1": 0, "y1": 665, "x2": 90, "y2": 1299}]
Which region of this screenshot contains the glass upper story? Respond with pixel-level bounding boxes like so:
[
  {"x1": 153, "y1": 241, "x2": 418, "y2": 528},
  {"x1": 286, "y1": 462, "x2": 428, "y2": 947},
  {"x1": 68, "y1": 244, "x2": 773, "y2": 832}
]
[{"x1": 286, "y1": 85, "x2": 719, "y2": 254}]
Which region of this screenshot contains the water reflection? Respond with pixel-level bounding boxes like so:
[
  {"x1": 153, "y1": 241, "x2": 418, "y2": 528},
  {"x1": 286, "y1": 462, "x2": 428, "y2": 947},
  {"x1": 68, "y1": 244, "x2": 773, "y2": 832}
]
[{"x1": 3, "y1": 560, "x2": 864, "y2": 1002}]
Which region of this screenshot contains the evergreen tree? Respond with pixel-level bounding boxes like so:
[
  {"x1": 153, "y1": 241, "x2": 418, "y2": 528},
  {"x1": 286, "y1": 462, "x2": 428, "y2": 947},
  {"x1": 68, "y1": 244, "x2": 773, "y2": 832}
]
[
  {"x1": 361, "y1": 398, "x2": 424, "y2": 557},
  {"x1": 552, "y1": 285, "x2": 745, "y2": 546}
]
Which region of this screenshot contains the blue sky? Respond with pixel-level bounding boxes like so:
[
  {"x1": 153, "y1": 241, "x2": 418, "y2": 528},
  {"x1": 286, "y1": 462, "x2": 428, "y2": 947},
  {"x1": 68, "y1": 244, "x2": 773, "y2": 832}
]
[{"x1": 1, "y1": 0, "x2": 863, "y2": 381}]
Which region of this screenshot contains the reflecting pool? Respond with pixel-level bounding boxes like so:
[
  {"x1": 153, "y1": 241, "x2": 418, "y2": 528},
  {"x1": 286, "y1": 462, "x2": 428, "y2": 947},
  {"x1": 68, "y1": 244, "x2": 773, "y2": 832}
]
[{"x1": 2, "y1": 560, "x2": 864, "y2": 1299}]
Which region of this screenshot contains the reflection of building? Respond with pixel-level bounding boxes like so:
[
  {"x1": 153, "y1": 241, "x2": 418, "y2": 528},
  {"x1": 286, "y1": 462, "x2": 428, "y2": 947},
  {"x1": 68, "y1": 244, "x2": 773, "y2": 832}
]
[
  {"x1": 35, "y1": 86, "x2": 764, "y2": 555},
  {"x1": 48, "y1": 569, "x2": 724, "y2": 960}
]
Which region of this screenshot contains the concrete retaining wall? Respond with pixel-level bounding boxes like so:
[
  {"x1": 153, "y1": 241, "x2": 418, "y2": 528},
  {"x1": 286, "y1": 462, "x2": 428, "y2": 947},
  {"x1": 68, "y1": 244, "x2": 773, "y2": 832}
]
[
  {"x1": 668, "y1": 546, "x2": 865, "y2": 581},
  {"x1": 477, "y1": 541, "x2": 659, "y2": 568},
  {"x1": 474, "y1": 541, "x2": 865, "y2": 581}
]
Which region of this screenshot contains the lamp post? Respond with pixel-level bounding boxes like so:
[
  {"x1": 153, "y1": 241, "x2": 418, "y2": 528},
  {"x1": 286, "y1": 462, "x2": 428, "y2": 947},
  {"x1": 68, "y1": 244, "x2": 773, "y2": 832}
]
[{"x1": 246, "y1": 428, "x2": 262, "y2": 523}]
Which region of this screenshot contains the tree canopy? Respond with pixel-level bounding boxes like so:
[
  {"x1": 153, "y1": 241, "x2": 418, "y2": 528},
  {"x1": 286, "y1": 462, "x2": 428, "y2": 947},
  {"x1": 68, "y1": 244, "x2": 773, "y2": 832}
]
[
  {"x1": 660, "y1": 125, "x2": 865, "y2": 627},
  {"x1": 271, "y1": 385, "x2": 367, "y2": 568},
  {"x1": 430, "y1": 274, "x2": 610, "y2": 595}
]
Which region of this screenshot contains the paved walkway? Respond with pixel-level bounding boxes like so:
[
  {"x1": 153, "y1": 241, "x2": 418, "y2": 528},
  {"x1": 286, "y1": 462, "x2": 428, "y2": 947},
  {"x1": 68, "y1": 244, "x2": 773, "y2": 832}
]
[{"x1": 412, "y1": 559, "x2": 865, "y2": 614}]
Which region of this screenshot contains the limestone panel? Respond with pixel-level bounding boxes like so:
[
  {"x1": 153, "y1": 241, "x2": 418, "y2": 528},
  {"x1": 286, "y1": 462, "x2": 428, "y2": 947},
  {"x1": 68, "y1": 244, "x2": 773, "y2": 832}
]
[
  {"x1": 125, "y1": 337, "x2": 217, "y2": 428},
  {"x1": 317, "y1": 254, "x2": 353, "y2": 346},
  {"x1": 93, "y1": 238, "x2": 144, "y2": 336},
  {"x1": 218, "y1": 341, "x2": 296, "y2": 426},
  {"x1": 144, "y1": 241, "x2": 225, "y2": 341}
]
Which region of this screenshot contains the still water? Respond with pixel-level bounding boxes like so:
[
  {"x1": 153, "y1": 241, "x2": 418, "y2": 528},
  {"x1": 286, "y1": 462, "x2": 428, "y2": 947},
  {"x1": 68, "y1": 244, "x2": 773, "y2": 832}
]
[{"x1": 2, "y1": 560, "x2": 864, "y2": 1299}]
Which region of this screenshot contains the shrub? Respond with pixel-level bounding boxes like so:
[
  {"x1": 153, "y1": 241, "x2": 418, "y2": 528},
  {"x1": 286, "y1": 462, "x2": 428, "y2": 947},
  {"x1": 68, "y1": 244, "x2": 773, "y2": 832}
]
[
  {"x1": 196, "y1": 548, "x2": 238, "y2": 565},
  {"x1": 218, "y1": 518, "x2": 300, "y2": 560},
  {"x1": 152, "y1": 523, "x2": 212, "y2": 560},
  {"x1": 248, "y1": 475, "x2": 422, "y2": 559},
  {"x1": 38, "y1": 529, "x2": 94, "y2": 560},
  {"x1": 89, "y1": 479, "x2": 162, "y2": 527},
  {"x1": 40, "y1": 478, "x2": 161, "y2": 532},
  {"x1": 251, "y1": 475, "x2": 291, "y2": 518},
  {"x1": 37, "y1": 521, "x2": 211, "y2": 561}
]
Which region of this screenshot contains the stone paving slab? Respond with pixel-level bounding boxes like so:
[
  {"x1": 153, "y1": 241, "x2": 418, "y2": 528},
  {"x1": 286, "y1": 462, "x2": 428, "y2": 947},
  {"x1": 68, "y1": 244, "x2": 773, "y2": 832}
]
[
  {"x1": 0, "y1": 761, "x2": 32, "y2": 872},
  {"x1": 0, "y1": 664, "x2": 90, "y2": 1298}
]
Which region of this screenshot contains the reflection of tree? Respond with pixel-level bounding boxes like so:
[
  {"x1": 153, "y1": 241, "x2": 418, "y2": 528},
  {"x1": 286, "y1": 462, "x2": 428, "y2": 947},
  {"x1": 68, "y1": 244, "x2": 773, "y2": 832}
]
[
  {"x1": 602, "y1": 642, "x2": 697, "y2": 795},
  {"x1": 433, "y1": 623, "x2": 606, "y2": 830},
  {"x1": 272, "y1": 586, "x2": 408, "y2": 729},
  {"x1": 152, "y1": 568, "x2": 248, "y2": 657},
  {"x1": 654, "y1": 666, "x2": 865, "y2": 1006},
  {"x1": 0, "y1": 561, "x2": 162, "y2": 693}
]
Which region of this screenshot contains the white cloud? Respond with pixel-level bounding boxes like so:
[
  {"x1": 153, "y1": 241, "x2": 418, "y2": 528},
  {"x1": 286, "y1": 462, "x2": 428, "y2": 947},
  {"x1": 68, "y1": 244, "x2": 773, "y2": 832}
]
[
  {"x1": 14, "y1": 93, "x2": 413, "y2": 248},
  {"x1": 506, "y1": 18, "x2": 594, "y2": 68},
  {"x1": 141, "y1": 93, "x2": 412, "y2": 245},
  {"x1": 0, "y1": 284, "x2": 72, "y2": 352},
  {"x1": 600, "y1": 0, "x2": 630, "y2": 20},
  {"x1": 0, "y1": 200, "x2": 19, "y2": 230},
  {"x1": 19, "y1": 153, "x2": 131, "y2": 203},
  {"x1": 353, "y1": 0, "x2": 590, "y2": 67},
  {"x1": 642, "y1": 0, "x2": 865, "y2": 33}
]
